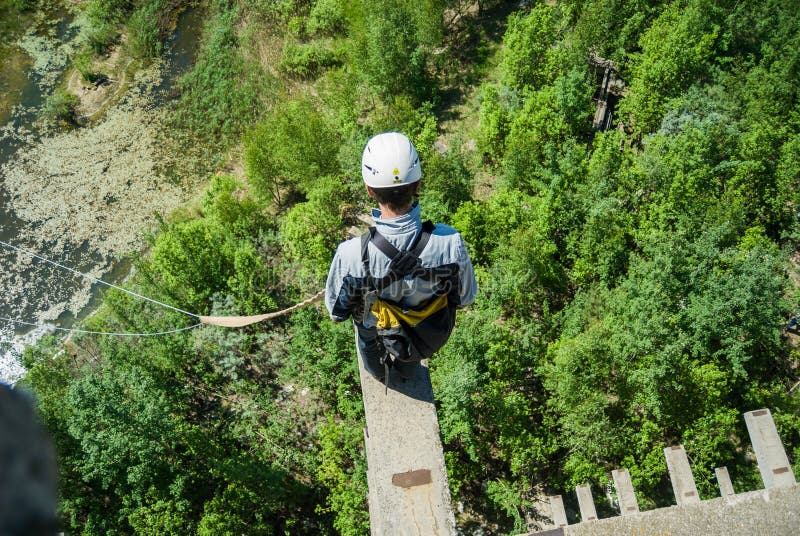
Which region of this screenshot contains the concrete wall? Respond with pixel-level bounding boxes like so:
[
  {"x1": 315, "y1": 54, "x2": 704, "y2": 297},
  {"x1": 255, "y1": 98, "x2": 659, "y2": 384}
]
[
  {"x1": 526, "y1": 408, "x2": 798, "y2": 536},
  {"x1": 528, "y1": 485, "x2": 800, "y2": 536}
]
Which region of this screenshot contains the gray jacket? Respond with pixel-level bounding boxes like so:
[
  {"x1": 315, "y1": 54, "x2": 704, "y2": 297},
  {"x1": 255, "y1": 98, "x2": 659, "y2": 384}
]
[{"x1": 325, "y1": 204, "x2": 477, "y2": 323}]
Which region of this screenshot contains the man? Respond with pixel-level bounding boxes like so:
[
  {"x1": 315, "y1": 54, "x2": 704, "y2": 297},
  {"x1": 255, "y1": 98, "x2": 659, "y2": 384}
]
[{"x1": 325, "y1": 132, "x2": 477, "y2": 381}]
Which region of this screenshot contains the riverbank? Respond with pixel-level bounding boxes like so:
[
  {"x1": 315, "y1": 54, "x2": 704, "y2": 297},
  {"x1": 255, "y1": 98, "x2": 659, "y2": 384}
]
[
  {"x1": 0, "y1": 63, "x2": 199, "y2": 382},
  {"x1": 0, "y1": 6, "x2": 204, "y2": 384}
]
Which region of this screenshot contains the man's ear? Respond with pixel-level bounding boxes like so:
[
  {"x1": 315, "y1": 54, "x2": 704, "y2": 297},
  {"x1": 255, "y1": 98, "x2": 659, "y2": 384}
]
[{"x1": 366, "y1": 185, "x2": 376, "y2": 199}]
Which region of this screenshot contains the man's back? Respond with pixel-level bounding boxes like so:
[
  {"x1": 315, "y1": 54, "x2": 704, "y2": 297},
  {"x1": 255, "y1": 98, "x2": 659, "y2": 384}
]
[
  {"x1": 325, "y1": 204, "x2": 476, "y2": 321},
  {"x1": 324, "y1": 131, "x2": 477, "y2": 380}
]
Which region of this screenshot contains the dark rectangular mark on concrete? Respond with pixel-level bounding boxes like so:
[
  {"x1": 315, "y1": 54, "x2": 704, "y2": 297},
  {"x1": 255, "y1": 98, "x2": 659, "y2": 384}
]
[
  {"x1": 627, "y1": 506, "x2": 637, "y2": 511},
  {"x1": 535, "y1": 529, "x2": 564, "y2": 536},
  {"x1": 392, "y1": 469, "x2": 432, "y2": 488},
  {"x1": 587, "y1": 516, "x2": 597, "y2": 520},
  {"x1": 684, "y1": 491, "x2": 696, "y2": 497},
  {"x1": 773, "y1": 467, "x2": 791, "y2": 475},
  {"x1": 752, "y1": 409, "x2": 768, "y2": 416},
  {"x1": 671, "y1": 445, "x2": 682, "y2": 450}
]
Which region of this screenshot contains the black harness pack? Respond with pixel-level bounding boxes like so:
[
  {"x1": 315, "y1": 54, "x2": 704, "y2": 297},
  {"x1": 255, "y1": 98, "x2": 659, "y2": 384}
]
[{"x1": 360, "y1": 221, "x2": 459, "y2": 387}]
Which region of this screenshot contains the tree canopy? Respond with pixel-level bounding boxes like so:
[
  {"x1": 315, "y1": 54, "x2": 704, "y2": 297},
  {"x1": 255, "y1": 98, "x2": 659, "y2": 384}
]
[{"x1": 15, "y1": 0, "x2": 800, "y2": 533}]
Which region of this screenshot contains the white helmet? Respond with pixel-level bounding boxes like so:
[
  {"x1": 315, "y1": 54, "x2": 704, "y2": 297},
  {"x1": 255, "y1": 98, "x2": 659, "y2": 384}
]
[{"x1": 361, "y1": 132, "x2": 421, "y2": 188}]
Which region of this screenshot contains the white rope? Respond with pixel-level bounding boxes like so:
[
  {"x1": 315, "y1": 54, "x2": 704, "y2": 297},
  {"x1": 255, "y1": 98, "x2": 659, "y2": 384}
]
[
  {"x1": 0, "y1": 239, "x2": 323, "y2": 337},
  {"x1": 0, "y1": 239, "x2": 199, "y2": 318},
  {"x1": 0, "y1": 316, "x2": 201, "y2": 337}
]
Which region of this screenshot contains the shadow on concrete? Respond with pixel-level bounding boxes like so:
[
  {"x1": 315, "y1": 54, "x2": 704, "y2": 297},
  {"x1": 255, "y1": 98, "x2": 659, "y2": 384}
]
[{"x1": 382, "y1": 361, "x2": 436, "y2": 403}]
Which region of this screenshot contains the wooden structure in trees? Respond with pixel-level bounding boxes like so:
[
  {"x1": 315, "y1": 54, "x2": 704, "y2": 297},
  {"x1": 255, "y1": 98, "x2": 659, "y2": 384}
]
[{"x1": 589, "y1": 53, "x2": 625, "y2": 132}]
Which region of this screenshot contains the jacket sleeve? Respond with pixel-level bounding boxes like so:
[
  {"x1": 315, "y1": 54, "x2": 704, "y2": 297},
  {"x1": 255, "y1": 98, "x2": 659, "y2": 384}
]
[
  {"x1": 325, "y1": 242, "x2": 363, "y2": 322},
  {"x1": 455, "y1": 237, "x2": 477, "y2": 308}
]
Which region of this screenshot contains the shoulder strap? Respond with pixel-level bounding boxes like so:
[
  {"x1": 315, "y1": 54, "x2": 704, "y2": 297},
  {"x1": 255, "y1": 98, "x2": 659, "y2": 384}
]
[
  {"x1": 410, "y1": 220, "x2": 435, "y2": 257},
  {"x1": 368, "y1": 227, "x2": 400, "y2": 260},
  {"x1": 369, "y1": 220, "x2": 435, "y2": 261},
  {"x1": 363, "y1": 221, "x2": 436, "y2": 290},
  {"x1": 361, "y1": 230, "x2": 374, "y2": 290}
]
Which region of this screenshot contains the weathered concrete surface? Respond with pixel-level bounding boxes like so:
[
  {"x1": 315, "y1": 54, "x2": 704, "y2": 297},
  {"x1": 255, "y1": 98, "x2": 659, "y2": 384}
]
[
  {"x1": 744, "y1": 408, "x2": 797, "y2": 489},
  {"x1": 575, "y1": 485, "x2": 597, "y2": 522},
  {"x1": 611, "y1": 468, "x2": 639, "y2": 515},
  {"x1": 527, "y1": 485, "x2": 800, "y2": 536},
  {"x1": 357, "y1": 335, "x2": 456, "y2": 535},
  {"x1": 715, "y1": 467, "x2": 735, "y2": 497},
  {"x1": 548, "y1": 495, "x2": 568, "y2": 527},
  {"x1": 664, "y1": 445, "x2": 700, "y2": 505}
]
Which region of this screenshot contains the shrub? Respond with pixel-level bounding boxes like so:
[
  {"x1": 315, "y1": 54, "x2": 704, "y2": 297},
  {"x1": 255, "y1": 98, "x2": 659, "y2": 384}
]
[
  {"x1": 128, "y1": 0, "x2": 167, "y2": 58},
  {"x1": 85, "y1": 0, "x2": 133, "y2": 25},
  {"x1": 306, "y1": 0, "x2": 346, "y2": 36},
  {"x1": 244, "y1": 98, "x2": 341, "y2": 205},
  {"x1": 279, "y1": 175, "x2": 354, "y2": 283},
  {"x1": 500, "y1": 5, "x2": 558, "y2": 90},
  {"x1": 279, "y1": 41, "x2": 343, "y2": 79},
  {"x1": 74, "y1": 49, "x2": 102, "y2": 83},
  {"x1": 43, "y1": 89, "x2": 79, "y2": 124},
  {"x1": 85, "y1": 21, "x2": 119, "y2": 54}
]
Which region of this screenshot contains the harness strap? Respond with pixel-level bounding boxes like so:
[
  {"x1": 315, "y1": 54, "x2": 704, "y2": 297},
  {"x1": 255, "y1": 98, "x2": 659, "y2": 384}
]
[
  {"x1": 360, "y1": 230, "x2": 372, "y2": 288},
  {"x1": 368, "y1": 220, "x2": 434, "y2": 261},
  {"x1": 362, "y1": 221, "x2": 435, "y2": 290},
  {"x1": 384, "y1": 358, "x2": 390, "y2": 395}
]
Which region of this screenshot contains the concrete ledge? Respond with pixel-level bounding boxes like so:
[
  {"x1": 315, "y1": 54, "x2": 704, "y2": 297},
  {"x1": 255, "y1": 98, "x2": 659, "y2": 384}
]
[
  {"x1": 357, "y1": 329, "x2": 455, "y2": 535},
  {"x1": 527, "y1": 485, "x2": 800, "y2": 536}
]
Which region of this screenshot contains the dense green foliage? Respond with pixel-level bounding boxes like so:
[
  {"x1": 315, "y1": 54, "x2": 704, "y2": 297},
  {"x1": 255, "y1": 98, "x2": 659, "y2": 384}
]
[
  {"x1": 81, "y1": 0, "x2": 183, "y2": 57},
  {"x1": 42, "y1": 88, "x2": 80, "y2": 124},
  {"x1": 18, "y1": 0, "x2": 800, "y2": 534}
]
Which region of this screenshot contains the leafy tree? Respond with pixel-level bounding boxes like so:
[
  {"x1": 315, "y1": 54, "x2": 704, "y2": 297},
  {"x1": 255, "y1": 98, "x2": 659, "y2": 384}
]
[
  {"x1": 280, "y1": 175, "x2": 355, "y2": 283},
  {"x1": 499, "y1": 5, "x2": 558, "y2": 91},
  {"x1": 418, "y1": 149, "x2": 474, "y2": 225},
  {"x1": 565, "y1": 0, "x2": 667, "y2": 63},
  {"x1": 245, "y1": 98, "x2": 341, "y2": 206},
  {"x1": 476, "y1": 83, "x2": 514, "y2": 163},
  {"x1": 350, "y1": 0, "x2": 434, "y2": 103},
  {"x1": 619, "y1": 1, "x2": 723, "y2": 133}
]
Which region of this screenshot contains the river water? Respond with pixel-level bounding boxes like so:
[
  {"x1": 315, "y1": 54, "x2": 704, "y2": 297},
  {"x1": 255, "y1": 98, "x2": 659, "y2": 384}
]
[{"x1": 0, "y1": 7, "x2": 204, "y2": 383}]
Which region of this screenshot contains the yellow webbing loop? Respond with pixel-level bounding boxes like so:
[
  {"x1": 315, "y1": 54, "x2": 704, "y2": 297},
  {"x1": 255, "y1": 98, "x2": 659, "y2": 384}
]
[{"x1": 371, "y1": 294, "x2": 449, "y2": 329}]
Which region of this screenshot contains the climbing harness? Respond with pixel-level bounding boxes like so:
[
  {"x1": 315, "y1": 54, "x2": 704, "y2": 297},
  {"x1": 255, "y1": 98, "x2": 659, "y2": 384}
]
[{"x1": 0, "y1": 239, "x2": 323, "y2": 337}]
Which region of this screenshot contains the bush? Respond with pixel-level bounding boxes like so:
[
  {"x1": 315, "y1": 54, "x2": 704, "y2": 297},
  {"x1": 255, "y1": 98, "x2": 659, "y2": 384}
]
[
  {"x1": 244, "y1": 97, "x2": 341, "y2": 205},
  {"x1": 618, "y1": 3, "x2": 722, "y2": 133},
  {"x1": 500, "y1": 5, "x2": 558, "y2": 90},
  {"x1": 85, "y1": 21, "x2": 119, "y2": 53},
  {"x1": 476, "y1": 83, "x2": 513, "y2": 163},
  {"x1": 352, "y1": 0, "x2": 433, "y2": 103},
  {"x1": 74, "y1": 49, "x2": 103, "y2": 83},
  {"x1": 279, "y1": 41, "x2": 343, "y2": 78},
  {"x1": 85, "y1": 0, "x2": 133, "y2": 25},
  {"x1": 279, "y1": 175, "x2": 354, "y2": 283},
  {"x1": 128, "y1": 0, "x2": 167, "y2": 58},
  {"x1": 306, "y1": 0, "x2": 346, "y2": 36},
  {"x1": 43, "y1": 89, "x2": 79, "y2": 124},
  {"x1": 418, "y1": 150, "x2": 474, "y2": 225}
]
